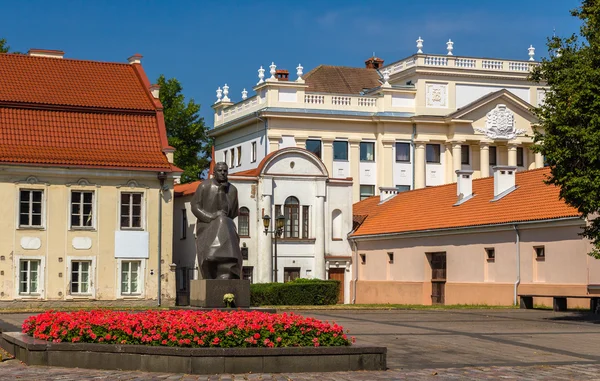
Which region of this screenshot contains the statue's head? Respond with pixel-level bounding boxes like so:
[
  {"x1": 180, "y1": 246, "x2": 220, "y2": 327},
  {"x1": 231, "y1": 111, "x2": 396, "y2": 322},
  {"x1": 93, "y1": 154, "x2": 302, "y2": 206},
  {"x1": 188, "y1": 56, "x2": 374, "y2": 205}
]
[{"x1": 214, "y1": 162, "x2": 229, "y2": 184}]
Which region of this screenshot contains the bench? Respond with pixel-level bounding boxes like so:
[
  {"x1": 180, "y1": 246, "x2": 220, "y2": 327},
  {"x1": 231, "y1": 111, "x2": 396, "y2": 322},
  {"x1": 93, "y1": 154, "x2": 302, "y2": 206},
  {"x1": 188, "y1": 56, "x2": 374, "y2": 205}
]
[{"x1": 518, "y1": 294, "x2": 600, "y2": 312}]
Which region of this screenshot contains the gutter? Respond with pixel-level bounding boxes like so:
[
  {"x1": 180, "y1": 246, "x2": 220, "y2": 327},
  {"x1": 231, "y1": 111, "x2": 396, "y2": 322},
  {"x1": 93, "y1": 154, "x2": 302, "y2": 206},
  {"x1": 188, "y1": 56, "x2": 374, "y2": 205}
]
[
  {"x1": 514, "y1": 225, "x2": 520, "y2": 306},
  {"x1": 350, "y1": 238, "x2": 358, "y2": 304},
  {"x1": 411, "y1": 123, "x2": 416, "y2": 190},
  {"x1": 157, "y1": 172, "x2": 167, "y2": 306}
]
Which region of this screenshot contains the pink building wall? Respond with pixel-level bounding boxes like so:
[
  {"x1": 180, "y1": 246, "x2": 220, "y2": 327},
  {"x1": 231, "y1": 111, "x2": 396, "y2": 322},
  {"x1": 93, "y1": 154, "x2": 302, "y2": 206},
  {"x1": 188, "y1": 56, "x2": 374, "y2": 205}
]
[{"x1": 352, "y1": 220, "x2": 599, "y2": 307}]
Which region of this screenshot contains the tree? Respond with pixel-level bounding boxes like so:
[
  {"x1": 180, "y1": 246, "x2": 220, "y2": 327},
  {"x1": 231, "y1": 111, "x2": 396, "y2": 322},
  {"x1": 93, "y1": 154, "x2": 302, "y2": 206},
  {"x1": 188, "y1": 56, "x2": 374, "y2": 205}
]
[
  {"x1": 0, "y1": 38, "x2": 10, "y2": 53},
  {"x1": 157, "y1": 75, "x2": 212, "y2": 183},
  {"x1": 530, "y1": 0, "x2": 600, "y2": 257}
]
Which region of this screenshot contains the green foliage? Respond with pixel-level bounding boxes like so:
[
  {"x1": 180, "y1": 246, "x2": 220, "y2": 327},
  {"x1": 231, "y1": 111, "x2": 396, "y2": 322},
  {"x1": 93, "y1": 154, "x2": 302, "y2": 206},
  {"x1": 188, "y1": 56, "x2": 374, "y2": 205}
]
[
  {"x1": 0, "y1": 38, "x2": 10, "y2": 53},
  {"x1": 157, "y1": 75, "x2": 212, "y2": 183},
  {"x1": 250, "y1": 279, "x2": 340, "y2": 306},
  {"x1": 530, "y1": 0, "x2": 600, "y2": 258}
]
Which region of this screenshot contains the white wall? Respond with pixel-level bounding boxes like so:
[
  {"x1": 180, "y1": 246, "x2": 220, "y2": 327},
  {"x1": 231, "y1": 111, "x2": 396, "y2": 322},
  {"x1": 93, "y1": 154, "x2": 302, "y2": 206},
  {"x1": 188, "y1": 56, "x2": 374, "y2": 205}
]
[
  {"x1": 215, "y1": 129, "x2": 266, "y2": 174},
  {"x1": 456, "y1": 84, "x2": 530, "y2": 108}
]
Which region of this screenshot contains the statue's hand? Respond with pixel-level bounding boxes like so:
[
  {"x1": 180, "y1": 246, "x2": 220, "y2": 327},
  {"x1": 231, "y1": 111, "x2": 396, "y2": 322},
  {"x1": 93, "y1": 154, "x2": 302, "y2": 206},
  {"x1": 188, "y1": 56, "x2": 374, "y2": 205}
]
[{"x1": 212, "y1": 210, "x2": 227, "y2": 220}]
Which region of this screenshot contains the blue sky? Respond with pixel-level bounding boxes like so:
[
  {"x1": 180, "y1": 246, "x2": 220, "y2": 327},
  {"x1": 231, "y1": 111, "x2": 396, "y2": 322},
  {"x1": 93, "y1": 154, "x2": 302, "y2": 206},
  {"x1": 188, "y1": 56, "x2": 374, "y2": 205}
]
[{"x1": 2, "y1": 0, "x2": 582, "y2": 126}]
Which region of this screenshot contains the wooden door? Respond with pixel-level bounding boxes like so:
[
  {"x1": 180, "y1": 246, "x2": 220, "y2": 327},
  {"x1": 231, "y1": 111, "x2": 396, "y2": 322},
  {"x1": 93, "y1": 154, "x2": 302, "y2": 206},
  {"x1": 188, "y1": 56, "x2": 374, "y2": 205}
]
[
  {"x1": 328, "y1": 268, "x2": 345, "y2": 304},
  {"x1": 430, "y1": 253, "x2": 446, "y2": 305}
]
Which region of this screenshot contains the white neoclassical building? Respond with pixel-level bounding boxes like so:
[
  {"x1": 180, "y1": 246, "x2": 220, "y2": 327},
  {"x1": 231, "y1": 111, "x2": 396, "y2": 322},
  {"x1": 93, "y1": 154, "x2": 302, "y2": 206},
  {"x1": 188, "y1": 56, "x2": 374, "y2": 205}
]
[
  {"x1": 173, "y1": 148, "x2": 353, "y2": 304},
  {"x1": 208, "y1": 39, "x2": 546, "y2": 203}
]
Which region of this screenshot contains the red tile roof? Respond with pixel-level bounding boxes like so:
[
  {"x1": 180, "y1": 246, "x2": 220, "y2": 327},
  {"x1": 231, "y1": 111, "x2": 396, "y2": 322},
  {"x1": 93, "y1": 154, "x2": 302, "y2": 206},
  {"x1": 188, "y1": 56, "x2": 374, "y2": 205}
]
[
  {"x1": 0, "y1": 53, "x2": 155, "y2": 110},
  {"x1": 174, "y1": 180, "x2": 201, "y2": 197},
  {"x1": 351, "y1": 168, "x2": 580, "y2": 237},
  {"x1": 0, "y1": 52, "x2": 174, "y2": 171},
  {"x1": 304, "y1": 65, "x2": 381, "y2": 94}
]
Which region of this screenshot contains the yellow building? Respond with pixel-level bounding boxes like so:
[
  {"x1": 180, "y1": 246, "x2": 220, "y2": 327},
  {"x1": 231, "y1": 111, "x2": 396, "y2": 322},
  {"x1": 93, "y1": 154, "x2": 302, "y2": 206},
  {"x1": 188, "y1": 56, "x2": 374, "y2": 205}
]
[
  {"x1": 0, "y1": 49, "x2": 179, "y2": 306},
  {"x1": 209, "y1": 42, "x2": 546, "y2": 203}
]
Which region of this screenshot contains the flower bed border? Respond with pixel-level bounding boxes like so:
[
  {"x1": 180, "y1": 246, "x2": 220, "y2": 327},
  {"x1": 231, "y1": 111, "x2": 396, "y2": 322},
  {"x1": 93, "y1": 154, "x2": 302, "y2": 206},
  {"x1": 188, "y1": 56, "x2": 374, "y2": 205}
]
[{"x1": 0, "y1": 332, "x2": 386, "y2": 374}]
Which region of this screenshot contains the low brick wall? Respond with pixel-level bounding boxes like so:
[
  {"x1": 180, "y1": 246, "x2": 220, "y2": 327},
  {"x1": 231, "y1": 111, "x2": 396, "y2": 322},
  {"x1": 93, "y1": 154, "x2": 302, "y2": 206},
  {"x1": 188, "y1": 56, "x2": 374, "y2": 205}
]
[{"x1": 1, "y1": 332, "x2": 386, "y2": 374}]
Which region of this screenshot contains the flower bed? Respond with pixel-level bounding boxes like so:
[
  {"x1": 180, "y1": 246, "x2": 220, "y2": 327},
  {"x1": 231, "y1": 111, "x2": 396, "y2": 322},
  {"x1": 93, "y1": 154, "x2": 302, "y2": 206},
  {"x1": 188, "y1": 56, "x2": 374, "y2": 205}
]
[{"x1": 22, "y1": 310, "x2": 354, "y2": 348}]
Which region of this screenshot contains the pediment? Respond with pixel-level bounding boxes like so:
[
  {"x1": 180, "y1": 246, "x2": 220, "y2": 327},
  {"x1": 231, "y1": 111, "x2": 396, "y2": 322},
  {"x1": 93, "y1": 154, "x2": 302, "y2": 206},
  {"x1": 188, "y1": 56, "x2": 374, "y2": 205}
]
[{"x1": 262, "y1": 148, "x2": 329, "y2": 177}]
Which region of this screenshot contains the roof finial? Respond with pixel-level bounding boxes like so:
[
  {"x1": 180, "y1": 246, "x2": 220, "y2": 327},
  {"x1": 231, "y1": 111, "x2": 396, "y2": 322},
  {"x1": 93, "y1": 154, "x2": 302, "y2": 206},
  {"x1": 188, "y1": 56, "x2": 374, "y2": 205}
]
[{"x1": 416, "y1": 37, "x2": 424, "y2": 54}]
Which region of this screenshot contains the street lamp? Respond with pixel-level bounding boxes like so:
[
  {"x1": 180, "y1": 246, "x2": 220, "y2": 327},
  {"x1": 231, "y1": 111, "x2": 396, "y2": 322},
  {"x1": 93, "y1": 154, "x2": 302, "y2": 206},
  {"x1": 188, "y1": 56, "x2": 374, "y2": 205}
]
[{"x1": 263, "y1": 214, "x2": 285, "y2": 282}]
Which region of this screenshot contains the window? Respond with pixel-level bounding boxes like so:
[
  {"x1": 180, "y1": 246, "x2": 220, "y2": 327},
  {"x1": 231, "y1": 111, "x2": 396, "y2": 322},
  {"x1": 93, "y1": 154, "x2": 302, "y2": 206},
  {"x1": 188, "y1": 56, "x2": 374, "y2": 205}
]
[
  {"x1": 284, "y1": 196, "x2": 300, "y2": 238},
  {"x1": 241, "y1": 245, "x2": 249, "y2": 260},
  {"x1": 121, "y1": 260, "x2": 142, "y2": 295},
  {"x1": 332, "y1": 209, "x2": 342, "y2": 240},
  {"x1": 360, "y1": 254, "x2": 366, "y2": 264},
  {"x1": 120, "y1": 192, "x2": 143, "y2": 229},
  {"x1": 387, "y1": 252, "x2": 394, "y2": 264},
  {"x1": 19, "y1": 189, "x2": 43, "y2": 228},
  {"x1": 238, "y1": 207, "x2": 250, "y2": 237},
  {"x1": 360, "y1": 185, "x2": 375, "y2": 200},
  {"x1": 485, "y1": 248, "x2": 495, "y2": 260},
  {"x1": 236, "y1": 146, "x2": 242, "y2": 167},
  {"x1": 306, "y1": 139, "x2": 322, "y2": 158},
  {"x1": 181, "y1": 209, "x2": 187, "y2": 239},
  {"x1": 71, "y1": 191, "x2": 94, "y2": 229},
  {"x1": 517, "y1": 147, "x2": 524, "y2": 167},
  {"x1": 251, "y1": 142, "x2": 257, "y2": 163},
  {"x1": 229, "y1": 148, "x2": 235, "y2": 168},
  {"x1": 242, "y1": 266, "x2": 254, "y2": 283},
  {"x1": 284, "y1": 267, "x2": 301, "y2": 283},
  {"x1": 395, "y1": 142, "x2": 410, "y2": 162},
  {"x1": 302, "y1": 205, "x2": 309, "y2": 239},
  {"x1": 489, "y1": 146, "x2": 497, "y2": 166},
  {"x1": 535, "y1": 246, "x2": 545, "y2": 260},
  {"x1": 70, "y1": 261, "x2": 91, "y2": 295},
  {"x1": 223, "y1": 150, "x2": 228, "y2": 164},
  {"x1": 461, "y1": 145, "x2": 470, "y2": 165},
  {"x1": 19, "y1": 259, "x2": 40, "y2": 295},
  {"x1": 360, "y1": 142, "x2": 375, "y2": 161},
  {"x1": 333, "y1": 141, "x2": 348, "y2": 161},
  {"x1": 396, "y1": 185, "x2": 411, "y2": 193},
  {"x1": 426, "y1": 144, "x2": 441, "y2": 163}
]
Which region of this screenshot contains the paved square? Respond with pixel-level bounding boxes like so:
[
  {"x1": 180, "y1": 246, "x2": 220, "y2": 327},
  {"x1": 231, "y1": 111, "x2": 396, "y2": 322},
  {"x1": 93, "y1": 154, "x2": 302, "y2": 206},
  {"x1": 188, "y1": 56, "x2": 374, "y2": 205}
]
[{"x1": 1, "y1": 309, "x2": 600, "y2": 380}]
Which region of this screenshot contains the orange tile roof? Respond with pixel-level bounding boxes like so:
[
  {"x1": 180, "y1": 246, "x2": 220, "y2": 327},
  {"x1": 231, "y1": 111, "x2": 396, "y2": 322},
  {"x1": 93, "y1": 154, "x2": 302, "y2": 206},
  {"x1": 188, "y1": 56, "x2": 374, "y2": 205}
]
[
  {"x1": 351, "y1": 168, "x2": 580, "y2": 237},
  {"x1": 0, "y1": 52, "x2": 174, "y2": 171},
  {"x1": 174, "y1": 180, "x2": 201, "y2": 197},
  {"x1": 0, "y1": 53, "x2": 155, "y2": 110},
  {"x1": 304, "y1": 65, "x2": 381, "y2": 94}
]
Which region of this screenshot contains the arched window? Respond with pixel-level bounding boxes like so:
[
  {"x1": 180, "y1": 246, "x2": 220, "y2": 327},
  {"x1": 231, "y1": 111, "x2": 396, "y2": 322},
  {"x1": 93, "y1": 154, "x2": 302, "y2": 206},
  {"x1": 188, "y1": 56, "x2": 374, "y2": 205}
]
[
  {"x1": 238, "y1": 207, "x2": 250, "y2": 237},
  {"x1": 284, "y1": 196, "x2": 300, "y2": 238},
  {"x1": 332, "y1": 209, "x2": 342, "y2": 240}
]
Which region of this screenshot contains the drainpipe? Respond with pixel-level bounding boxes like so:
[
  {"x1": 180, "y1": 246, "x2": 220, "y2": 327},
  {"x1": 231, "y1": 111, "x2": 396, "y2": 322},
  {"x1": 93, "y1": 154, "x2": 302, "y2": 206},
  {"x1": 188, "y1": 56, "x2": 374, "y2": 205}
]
[
  {"x1": 157, "y1": 172, "x2": 167, "y2": 306},
  {"x1": 513, "y1": 224, "x2": 521, "y2": 306},
  {"x1": 411, "y1": 123, "x2": 416, "y2": 190},
  {"x1": 350, "y1": 238, "x2": 358, "y2": 304}
]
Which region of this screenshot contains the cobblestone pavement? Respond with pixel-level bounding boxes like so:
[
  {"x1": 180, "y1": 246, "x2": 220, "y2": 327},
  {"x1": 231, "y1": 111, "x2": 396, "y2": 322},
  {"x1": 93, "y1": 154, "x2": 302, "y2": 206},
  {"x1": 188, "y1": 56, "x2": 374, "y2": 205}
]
[{"x1": 1, "y1": 309, "x2": 600, "y2": 380}]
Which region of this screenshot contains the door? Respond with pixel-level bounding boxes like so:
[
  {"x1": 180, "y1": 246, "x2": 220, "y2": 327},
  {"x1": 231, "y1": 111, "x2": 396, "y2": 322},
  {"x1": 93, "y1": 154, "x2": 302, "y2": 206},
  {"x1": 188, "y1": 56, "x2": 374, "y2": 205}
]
[
  {"x1": 430, "y1": 252, "x2": 446, "y2": 305},
  {"x1": 328, "y1": 268, "x2": 345, "y2": 304}
]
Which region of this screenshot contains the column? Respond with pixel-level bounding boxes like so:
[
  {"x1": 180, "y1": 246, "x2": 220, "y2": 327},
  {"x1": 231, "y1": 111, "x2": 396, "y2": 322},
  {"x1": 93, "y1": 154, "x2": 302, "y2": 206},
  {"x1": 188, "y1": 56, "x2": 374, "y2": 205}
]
[
  {"x1": 451, "y1": 141, "x2": 463, "y2": 182},
  {"x1": 268, "y1": 137, "x2": 279, "y2": 153},
  {"x1": 535, "y1": 152, "x2": 544, "y2": 168},
  {"x1": 414, "y1": 142, "x2": 426, "y2": 189},
  {"x1": 322, "y1": 138, "x2": 334, "y2": 177},
  {"x1": 350, "y1": 139, "x2": 361, "y2": 201},
  {"x1": 479, "y1": 142, "x2": 490, "y2": 178},
  {"x1": 313, "y1": 182, "x2": 326, "y2": 279},
  {"x1": 382, "y1": 141, "x2": 394, "y2": 187},
  {"x1": 257, "y1": 182, "x2": 272, "y2": 283},
  {"x1": 508, "y1": 143, "x2": 518, "y2": 166}
]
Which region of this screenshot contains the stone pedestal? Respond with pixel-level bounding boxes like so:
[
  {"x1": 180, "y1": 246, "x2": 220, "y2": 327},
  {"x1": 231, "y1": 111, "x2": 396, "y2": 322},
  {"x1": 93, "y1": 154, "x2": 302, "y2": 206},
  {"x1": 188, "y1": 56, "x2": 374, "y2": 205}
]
[{"x1": 190, "y1": 279, "x2": 251, "y2": 308}]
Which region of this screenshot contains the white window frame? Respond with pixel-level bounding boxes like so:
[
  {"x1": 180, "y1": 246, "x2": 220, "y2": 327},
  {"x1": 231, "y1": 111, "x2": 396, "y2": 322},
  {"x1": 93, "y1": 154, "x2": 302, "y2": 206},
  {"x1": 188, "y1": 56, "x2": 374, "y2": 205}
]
[
  {"x1": 69, "y1": 189, "x2": 96, "y2": 230},
  {"x1": 119, "y1": 191, "x2": 146, "y2": 231},
  {"x1": 251, "y1": 142, "x2": 257, "y2": 163},
  {"x1": 116, "y1": 258, "x2": 146, "y2": 298},
  {"x1": 66, "y1": 256, "x2": 96, "y2": 299},
  {"x1": 229, "y1": 148, "x2": 235, "y2": 168},
  {"x1": 15, "y1": 255, "x2": 45, "y2": 299},
  {"x1": 17, "y1": 188, "x2": 46, "y2": 229},
  {"x1": 236, "y1": 146, "x2": 242, "y2": 167},
  {"x1": 223, "y1": 150, "x2": 228, "y2": 164}
]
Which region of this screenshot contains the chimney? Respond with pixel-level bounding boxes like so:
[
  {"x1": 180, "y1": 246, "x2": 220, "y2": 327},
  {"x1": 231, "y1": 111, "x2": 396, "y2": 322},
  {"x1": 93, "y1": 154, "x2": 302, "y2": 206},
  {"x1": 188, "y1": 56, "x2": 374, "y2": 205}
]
[
  {"x1": 492, "y1": 166, "x2": 517, "y2": 200},
  {"x1": 149, "y1": 84, "x2": 160, "y2": 99},
  {"x1": 128, "y1": 53, "x2": 143, "y2": 65},
  {"x1": 365, "y1": 56, "x2": 384, "y2": 69},
  {"x1": 379, "y1": 187, "x2": 398, "y2": 203},
  {"x1": 456, "y1": 170, "x2": 474, "y2": 201},
  {"x1": 275, "y1": 69, "x2": 289, "y2": 81},
  {"x1": 27, "y1": 49, "x2": 64, "y2": 59}
]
